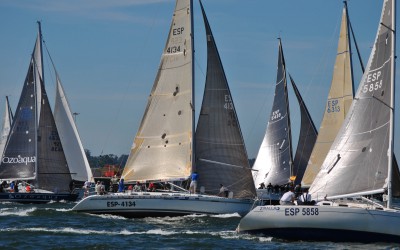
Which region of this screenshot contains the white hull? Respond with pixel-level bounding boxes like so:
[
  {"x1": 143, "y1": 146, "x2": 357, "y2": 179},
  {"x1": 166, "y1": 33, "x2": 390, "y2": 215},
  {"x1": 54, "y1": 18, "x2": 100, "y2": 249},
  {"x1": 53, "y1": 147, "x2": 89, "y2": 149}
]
[
  {"x1": 72, "y1": 192, "x2": 255, "y2": 218},
  {"x1": 237, "y1": 203, "x2": 400, "y2": 242}
]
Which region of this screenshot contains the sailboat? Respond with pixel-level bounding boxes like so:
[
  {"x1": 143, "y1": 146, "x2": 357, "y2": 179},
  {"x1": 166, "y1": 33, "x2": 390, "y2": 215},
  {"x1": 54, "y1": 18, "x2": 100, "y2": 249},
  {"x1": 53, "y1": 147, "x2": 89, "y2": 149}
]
[
  {"x1": 0, "y1": 22, "x2": 92, "y2": 203},
  {"x1": 252, "y1": 40, "x2": 317, "y2": 202},
  {"x1": 0, "y1": 96, "x2": 13, "y2": 158},
  {"x1": 301, "y1": 2, "x2": 355, "y2": 187},
  {"x1": 237, "y1": 0, "x2": 400, "y2": 242},
  {"x1": 72, "y1": 0, "x2": 256, "y2": 217}
]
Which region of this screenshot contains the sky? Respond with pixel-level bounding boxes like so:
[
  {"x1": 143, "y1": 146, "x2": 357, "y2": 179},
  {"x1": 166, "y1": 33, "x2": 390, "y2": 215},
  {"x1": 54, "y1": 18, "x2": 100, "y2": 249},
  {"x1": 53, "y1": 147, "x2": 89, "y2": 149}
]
[{"x1": 0, "y1": 0, "x2": 398, "y2": 160}]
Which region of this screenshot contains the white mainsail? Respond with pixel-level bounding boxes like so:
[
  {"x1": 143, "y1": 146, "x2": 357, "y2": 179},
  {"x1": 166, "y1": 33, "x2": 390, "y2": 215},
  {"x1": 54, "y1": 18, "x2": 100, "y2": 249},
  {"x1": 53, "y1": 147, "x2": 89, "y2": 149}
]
[
  {"x1": 301, "y1": 6, "x2": 353, "y2": 187},
  {"x1": 123, "y1": 0, "x2": 193, "y2": 182},
  {"x1": 0, "y1": 97, "x2": 12, "y2": 158},
  {"x1": 309, "y1": 0, "x2": 395, "y2": 201},
  {"x1": 54, "y1": 75, "x2": 93, "y2": 182}
]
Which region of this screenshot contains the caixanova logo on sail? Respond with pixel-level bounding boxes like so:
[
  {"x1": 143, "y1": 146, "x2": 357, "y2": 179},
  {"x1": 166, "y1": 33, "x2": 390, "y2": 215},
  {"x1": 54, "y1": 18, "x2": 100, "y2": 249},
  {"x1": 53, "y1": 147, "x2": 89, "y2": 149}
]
[{"x1": 2, "y1": 155, "x2": 36, "y2": 165}]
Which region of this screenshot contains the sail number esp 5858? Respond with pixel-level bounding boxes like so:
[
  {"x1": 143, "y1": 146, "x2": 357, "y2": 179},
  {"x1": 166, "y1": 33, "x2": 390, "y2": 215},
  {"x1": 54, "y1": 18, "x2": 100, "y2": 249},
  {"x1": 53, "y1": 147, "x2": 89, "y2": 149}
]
[{"x1": 285, "y1": 207, "x2": 319, "y2": 216}]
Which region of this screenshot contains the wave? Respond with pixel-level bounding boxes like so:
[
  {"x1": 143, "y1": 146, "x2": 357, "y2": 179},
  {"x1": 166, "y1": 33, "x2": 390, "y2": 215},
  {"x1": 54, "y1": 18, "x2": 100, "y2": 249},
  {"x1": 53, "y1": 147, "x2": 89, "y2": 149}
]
[
  {"x1": 89, "y1": 213, "x2": 127, "y2": 220},
  {"x1": 0, "y1": 207, "x2": 37, "y2": 217}
]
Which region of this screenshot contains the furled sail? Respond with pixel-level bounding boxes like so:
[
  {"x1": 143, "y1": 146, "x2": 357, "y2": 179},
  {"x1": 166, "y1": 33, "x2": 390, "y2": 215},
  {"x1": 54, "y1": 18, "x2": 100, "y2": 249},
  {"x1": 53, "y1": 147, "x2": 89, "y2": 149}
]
[
  {"x1": 302, "y1": 6, "x2": 354, "y2": 187},
  {"x1": 194, "y1": 0, "x2": 256, "y2": 199},
  {"x1": 289, "y1": 75, "x2": 318, "y2": 185},
  {"x1": 123, "y1": 0, "x2": 193, "y2": 182},
  {"x1": 252, "y1": 40, "x2": 293, "y2": 187},
  {"x1": 310, "y1": 0, "x2": 395, "y2": 199},
  {"x1": 54, "y1": 75, "x2": 93, "y2": 182},
  {"x1": 0, "y1": 97, "x2": 13, "y2": 158}
]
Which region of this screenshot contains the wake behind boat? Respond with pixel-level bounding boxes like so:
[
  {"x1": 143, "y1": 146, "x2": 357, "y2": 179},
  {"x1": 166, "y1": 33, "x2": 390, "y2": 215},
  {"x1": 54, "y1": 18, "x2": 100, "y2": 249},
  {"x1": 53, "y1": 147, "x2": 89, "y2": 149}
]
[
  {"x1": 237, "y1": 0, "x2": 400, "y2": 242},
  {"x1": 73, "y1": 0, "x2": 256, "y2": 217}
]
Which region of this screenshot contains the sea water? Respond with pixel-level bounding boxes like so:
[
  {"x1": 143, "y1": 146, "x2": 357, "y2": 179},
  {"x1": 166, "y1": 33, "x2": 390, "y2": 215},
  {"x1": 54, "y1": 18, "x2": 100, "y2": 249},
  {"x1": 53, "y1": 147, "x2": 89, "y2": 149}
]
[{"x1": 0, "y1": 201, "x2": 399, "y2": 249}]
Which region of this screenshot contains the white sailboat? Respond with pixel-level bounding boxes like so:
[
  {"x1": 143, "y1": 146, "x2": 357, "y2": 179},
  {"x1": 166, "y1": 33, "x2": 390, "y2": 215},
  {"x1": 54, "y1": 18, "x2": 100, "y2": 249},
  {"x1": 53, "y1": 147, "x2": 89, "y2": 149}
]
[
  {"x1": 0, "y1": 22, "x2": 92, "y2": 203},
  {"x1": 0, "y1": 96, "x2": 13, "y2": 158},
  {"x1": 237, "y1": 0, "x2": 400, "y2": 242},
  {"x1": 72, "y1": 0, "x2": 256, "y2": 218}
]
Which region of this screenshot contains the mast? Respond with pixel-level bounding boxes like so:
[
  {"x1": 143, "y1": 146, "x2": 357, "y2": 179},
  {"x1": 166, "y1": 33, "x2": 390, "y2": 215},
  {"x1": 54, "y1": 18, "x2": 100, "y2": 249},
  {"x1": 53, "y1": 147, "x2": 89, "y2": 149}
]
[
  {"x1": 5, "y1": 96, "x2": 13, "y2": 121},
  {"x1": 343, "y1": 1, "x2": 356, "y2": 97},
  {"x1": 190, "y1": 0, "x2": 195, "y2": 174},
  {"x1": 387, "y1": 0, "x2": 396, "y2": 208},
  {"x1": 279, "y1": 39, "x2": 294, "y2": 178},
  {"x1": 35, "y1": 21, "x2": 44, "y2": 187}
]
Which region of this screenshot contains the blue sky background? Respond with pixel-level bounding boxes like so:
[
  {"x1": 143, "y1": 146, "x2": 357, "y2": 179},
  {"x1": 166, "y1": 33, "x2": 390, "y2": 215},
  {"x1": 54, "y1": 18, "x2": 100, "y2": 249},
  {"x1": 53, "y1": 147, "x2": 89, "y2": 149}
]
[{"x1": 0, "y1": 0, "x2": 398, "y2": 160}]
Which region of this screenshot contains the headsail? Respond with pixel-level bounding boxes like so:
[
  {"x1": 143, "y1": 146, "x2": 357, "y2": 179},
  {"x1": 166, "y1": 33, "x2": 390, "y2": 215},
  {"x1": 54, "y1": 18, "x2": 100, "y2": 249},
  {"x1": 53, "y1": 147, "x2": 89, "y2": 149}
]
[
  {"x1": 289, "y1": 75, "x2": 318, "y2": 185},
  {"x1": 122, "y1": 0, "x2": 194, "y2": 182},
  {"x1": 54, "y1": 74, "x2": 93, "y2": 182},
  {"x1": 194, "y1": 0, "x2": 256, "y2": 199},
  {"x1": 252, "y1": 40, "x2": 293, "y2": 187},
  {"x1": 0, "y1": 97, "x2": 13, "y2": 158},
  {"x1": 309, "y1": 0, "x2": 395, "y2": 201},
  {"x1": 302, "y1": 5, "x2": 354, "y2": 187}
]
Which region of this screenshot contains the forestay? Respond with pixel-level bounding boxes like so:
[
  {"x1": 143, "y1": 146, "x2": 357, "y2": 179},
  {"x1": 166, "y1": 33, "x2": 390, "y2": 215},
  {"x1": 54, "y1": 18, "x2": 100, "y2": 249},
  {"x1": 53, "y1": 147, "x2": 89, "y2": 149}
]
[{"x1": 123, "y1": 0, "x2": 193, "y2": 182}]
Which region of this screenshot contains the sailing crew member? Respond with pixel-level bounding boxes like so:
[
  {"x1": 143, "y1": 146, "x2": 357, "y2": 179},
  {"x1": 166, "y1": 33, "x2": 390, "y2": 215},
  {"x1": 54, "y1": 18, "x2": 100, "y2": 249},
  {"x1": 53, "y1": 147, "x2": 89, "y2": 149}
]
[
  {"x1": 297, "y1": 189, "x2": 314, "y2": 205},
  {"x1": 280, "y1": 187, "x2": 295, "y2": 205},
  {"x1": 219, "y1": 184, "x2": 229, "y2": 197},
  {"x1": 189, "y1": 171, "x2": 199, "y2": 194},
  {"x1": 118, "y1": 178, "x2": 124, "y2": 192}
]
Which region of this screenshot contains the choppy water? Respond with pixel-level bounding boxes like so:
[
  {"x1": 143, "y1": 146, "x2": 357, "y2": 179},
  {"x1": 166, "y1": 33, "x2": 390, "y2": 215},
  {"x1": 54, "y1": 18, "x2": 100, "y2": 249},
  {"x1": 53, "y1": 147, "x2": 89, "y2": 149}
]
[{"x1": 0, "y1": 201, "x2": 399, "y2": 249}]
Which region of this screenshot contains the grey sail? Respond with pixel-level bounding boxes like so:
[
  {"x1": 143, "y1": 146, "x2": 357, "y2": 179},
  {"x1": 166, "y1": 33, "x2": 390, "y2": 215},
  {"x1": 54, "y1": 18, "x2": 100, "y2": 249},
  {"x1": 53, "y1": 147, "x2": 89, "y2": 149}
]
[
  {"x1": 36, "y1": 79, "x2": 71, "y2": 193},
  {"x1": 310, "y1": 0, "x2": 395, "y2": 199},
  {"x1": 0, "y1": 60, "x2": 37, "y2": 180},
  {"x1": 289, "y1": 75, "x2": 318, "y2": 185},
  {"x1": 195, "y1": 1, "x2": 256, "y2": 199},
  {"x1": 252, "y1": 40, "x2": 293, "y2": 187}
]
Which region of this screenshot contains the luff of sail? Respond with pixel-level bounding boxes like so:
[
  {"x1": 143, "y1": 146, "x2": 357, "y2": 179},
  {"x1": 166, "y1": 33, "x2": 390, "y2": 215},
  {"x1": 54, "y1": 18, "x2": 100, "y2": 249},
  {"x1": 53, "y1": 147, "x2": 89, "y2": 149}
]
[
  {"x1": 195, "y1": 0, "x2": 256, "y2": 199},
  {"x1": 301, "y1": 6, "x2": 353, "y2": 187},
  {"x1": 122, "y1": 0, "x2": 193, "y2": 182},
  {"x1": 0, "y1": 97, "x2": 13, "y2": 158},
  {"x1": 309, "y1": 0, "x2": 395, "y2": 200},
  {"x1": 54, "y1": 75, "x2": 93, "y2": 182},
  {"x1": 289, "y1": 75, "x2": 318, "y2": 185},
  {"x1": 252, "y1": 40, "x2": 293, "y2": 187}
]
